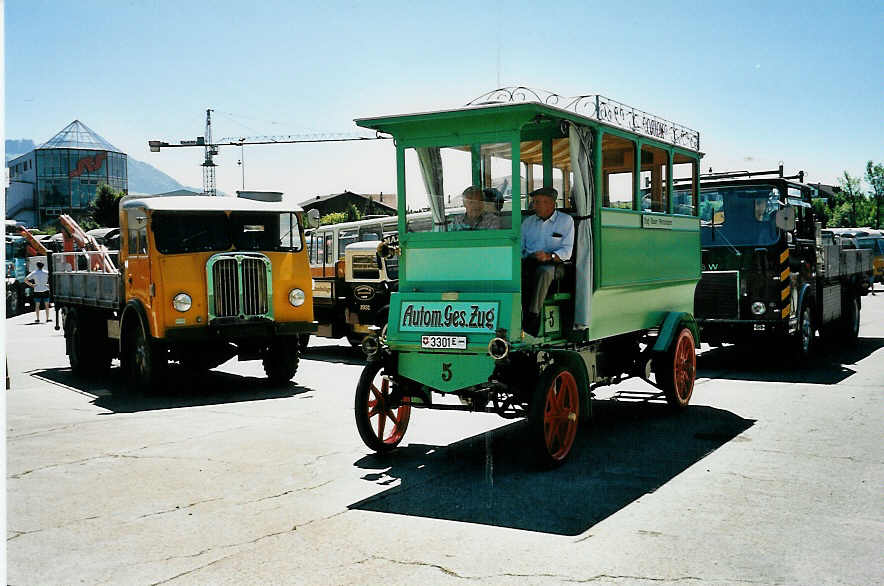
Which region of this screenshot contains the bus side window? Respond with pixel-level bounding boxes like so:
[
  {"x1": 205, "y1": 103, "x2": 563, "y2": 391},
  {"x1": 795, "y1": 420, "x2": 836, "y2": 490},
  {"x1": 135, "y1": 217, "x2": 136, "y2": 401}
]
[
  {"x1": 324, "y1": 234, "x2": 333, "y2": 264},
  {"x1": 602, "y1": 134, "x2": 636, "y2": 209},
  {"x1": 640, "y1": 145, "x2": 669, "y2": 213},
  {"x1": 673, "y1": 154, "x2": 698, "y2": 216}
]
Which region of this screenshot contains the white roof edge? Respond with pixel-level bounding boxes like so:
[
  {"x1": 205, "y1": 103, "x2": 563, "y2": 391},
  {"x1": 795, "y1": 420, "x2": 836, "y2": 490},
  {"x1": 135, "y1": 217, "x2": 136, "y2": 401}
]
[{"x1": 122, "y1": 195, "x2": 304, "y2": 213}]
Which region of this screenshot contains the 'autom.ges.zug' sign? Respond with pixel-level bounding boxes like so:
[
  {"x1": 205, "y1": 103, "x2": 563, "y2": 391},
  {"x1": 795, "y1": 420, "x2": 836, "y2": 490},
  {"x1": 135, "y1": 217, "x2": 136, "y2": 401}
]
[{"x1": 400, "y1": 301, "x2": 498, "y2": 333}]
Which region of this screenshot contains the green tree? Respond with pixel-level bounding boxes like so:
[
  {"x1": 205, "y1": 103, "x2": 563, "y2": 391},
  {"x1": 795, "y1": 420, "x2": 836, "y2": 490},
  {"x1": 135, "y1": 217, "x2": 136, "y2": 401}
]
[
  {"x1": 88, "y1": 183, "x2": 124, "y2": 228},
  {"x1": 346, "y1": 203, "x2": 363, "y2": 222},
  {"x1": 837, "y1": 171, "x2": 864, "y2": 227},
  {"x1": 866, "y1": 160, "x2": 884, "y2": 229},
  {"x1": 320, "y1": 211, "x2": 349, "y2": 226}
]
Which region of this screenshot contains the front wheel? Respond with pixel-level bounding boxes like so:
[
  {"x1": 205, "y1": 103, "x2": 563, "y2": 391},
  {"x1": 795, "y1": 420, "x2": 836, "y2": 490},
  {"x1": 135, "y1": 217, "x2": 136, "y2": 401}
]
[
  {"x1": 7, "y1": 286, "x2": 22, "y2": 316},
  {"x1": 793, "y1": 304, "x2": 815, "y2": 358},
  {"x1": 655, "y1": 327, "x2": 696, "y2": 410},
  {"x1": 123, "y1": 316, "x2": 167, "y2": 393},
  {"x1": 527, "y1": 365, "x2": 580, "y2": 468},
  {"x1": 262, "y1": 340, "x2": 300, "y2": 384},
  {"x1": 354, "y1": 361, "x2": 411, "y2": 453}
]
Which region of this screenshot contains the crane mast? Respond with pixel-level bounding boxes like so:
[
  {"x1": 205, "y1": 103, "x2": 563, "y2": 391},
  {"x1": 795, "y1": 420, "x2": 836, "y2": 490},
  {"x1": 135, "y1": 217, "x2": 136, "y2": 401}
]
[{"x1": 201, "y1": 109, "x2": 218, "y2": 196}]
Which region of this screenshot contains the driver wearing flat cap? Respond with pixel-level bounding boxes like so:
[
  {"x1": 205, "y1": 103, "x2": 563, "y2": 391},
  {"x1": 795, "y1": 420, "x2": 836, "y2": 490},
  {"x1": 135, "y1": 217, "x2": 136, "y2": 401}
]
[{"x1": 520, "y1": 186, "x2": 574, "y2": 336}]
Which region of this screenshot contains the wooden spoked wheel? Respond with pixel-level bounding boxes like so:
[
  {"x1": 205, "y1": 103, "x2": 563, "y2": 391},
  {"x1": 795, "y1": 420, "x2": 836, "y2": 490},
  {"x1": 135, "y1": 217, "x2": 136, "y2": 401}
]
[
  {"x1": 657, "y1": 327, "x2": 696, "y2": 410},
  {"x1": 528, "y1": 366, "x2": 580, "y2": 467},
  {"x1": 354, "y1": 362, "x2": 411, "y2": 453}
]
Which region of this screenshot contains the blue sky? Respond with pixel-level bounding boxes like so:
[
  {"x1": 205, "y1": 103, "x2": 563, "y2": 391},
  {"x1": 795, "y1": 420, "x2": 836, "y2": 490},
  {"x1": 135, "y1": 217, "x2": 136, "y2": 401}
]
[{"x1": 5, "y1": 0, "x2": 883, "y2": 200}]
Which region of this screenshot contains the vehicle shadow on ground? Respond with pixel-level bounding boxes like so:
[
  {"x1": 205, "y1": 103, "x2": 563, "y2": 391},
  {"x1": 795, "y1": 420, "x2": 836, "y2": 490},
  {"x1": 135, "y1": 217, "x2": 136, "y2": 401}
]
[
  {"x1": 300, "y1": 345, "x2": 366, "y2": 366},
  {"x1": 698, "y1": 336, "x2": 884, "y2": 385},
  {"x1": 28, "y1": 366, "x2": 312, "y2": 413},
  {"x1": 349, "y1": 400, "x2": 754, "y2": 536}
]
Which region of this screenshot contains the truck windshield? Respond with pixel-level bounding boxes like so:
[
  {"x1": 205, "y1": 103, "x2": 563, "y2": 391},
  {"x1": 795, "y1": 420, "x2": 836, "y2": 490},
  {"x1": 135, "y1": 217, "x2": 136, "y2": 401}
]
[
  {"x1": 152, "y1": 212, "x2": 302, "y2": 254},
  {"x1": 697, "y1": 185, "x2": 781, "y2": 248}
]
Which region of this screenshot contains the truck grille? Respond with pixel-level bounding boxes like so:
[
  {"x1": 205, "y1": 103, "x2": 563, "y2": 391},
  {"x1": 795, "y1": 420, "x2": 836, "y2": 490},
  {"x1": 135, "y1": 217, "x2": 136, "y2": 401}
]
[
  {"x1": 208, "y1": 254, "x2": 271, "y2": 320},
  {"x1": 695, "y1": 271, "x2": 739, "y2": 319}
]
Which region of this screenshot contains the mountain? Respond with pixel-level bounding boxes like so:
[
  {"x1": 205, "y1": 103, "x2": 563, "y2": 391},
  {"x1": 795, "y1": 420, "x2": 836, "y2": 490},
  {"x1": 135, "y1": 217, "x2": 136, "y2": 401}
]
[
  {"x1": 126, "y1": 157, "x2": 188, "y2": 195},
  {"x1": 5, "y1": 138, "x2": 194, "y2": 195},
  {"x1": 5, "y1": 139, "x2": 36, "y2": 161}
]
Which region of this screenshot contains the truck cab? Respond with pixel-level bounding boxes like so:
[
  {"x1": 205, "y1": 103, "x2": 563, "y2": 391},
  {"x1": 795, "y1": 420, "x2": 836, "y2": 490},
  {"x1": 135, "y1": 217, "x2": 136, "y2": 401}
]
[
  {"x1": 51, "y1": 195, "x2": 316, "y2": 391},
  {"x1": 688, "y1": 169, "x2": 872, "y2": 356}
]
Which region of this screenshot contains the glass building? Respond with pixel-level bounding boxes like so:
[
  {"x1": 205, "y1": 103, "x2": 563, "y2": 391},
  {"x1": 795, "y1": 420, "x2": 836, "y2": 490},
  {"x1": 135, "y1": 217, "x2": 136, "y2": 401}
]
[{"x1": 6, "y1": 120, "x2": 128, "y2": 226}]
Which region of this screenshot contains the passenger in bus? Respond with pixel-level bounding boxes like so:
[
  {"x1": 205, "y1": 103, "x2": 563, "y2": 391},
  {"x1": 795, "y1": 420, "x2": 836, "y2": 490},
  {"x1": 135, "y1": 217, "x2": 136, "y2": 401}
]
[
  {"x1": 451, "y1": 186, "x2": 501, "y2": 231},
  {"x1": 520, "y1": 187, "x2": 574, "y2": 336}
]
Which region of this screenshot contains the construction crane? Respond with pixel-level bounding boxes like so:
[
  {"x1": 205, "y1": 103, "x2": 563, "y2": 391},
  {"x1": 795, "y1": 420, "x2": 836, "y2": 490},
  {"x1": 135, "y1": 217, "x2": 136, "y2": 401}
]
[{"x1": 148, "y1": 109, "x2": 389, "y2": 196}]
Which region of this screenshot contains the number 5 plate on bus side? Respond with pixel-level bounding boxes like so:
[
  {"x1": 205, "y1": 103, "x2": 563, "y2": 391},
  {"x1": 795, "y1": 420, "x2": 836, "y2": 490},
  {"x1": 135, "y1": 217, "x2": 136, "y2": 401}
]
[{"x1": 421, "y1": 335, "x2": 467, "y2": 350}]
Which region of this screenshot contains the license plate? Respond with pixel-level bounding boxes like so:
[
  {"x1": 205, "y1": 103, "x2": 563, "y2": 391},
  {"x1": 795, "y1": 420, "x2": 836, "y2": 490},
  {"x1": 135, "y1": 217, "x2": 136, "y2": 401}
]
[
  {"x1": 421, "y1": 335, "x2": 466, "y2": 350},
  {"x1": 754, "y1": 324, "x2": 765, "y2": 331}
]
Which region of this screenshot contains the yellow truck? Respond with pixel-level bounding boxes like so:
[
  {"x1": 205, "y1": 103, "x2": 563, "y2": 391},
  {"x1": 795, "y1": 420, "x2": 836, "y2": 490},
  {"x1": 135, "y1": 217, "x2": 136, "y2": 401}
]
[{"x1": 50, "y1": 195, "x2": 315, "y2": 392}]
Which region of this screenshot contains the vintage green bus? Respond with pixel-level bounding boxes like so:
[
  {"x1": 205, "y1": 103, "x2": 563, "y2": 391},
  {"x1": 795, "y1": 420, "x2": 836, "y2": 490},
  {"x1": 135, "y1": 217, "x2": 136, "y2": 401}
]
[{"x1": 353, "y1": 88, "x2": 703, "y2": 467}]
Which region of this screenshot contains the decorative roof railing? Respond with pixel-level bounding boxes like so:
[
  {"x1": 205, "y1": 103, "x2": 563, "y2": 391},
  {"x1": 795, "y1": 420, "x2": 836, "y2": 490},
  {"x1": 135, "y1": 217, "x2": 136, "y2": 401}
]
[{"x1": 465, "y1": 87, "x2": 700, "y2": 151}]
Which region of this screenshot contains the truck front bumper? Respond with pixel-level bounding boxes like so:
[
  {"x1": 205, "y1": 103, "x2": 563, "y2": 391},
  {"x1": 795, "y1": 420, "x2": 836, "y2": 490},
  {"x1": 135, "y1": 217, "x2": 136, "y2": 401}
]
[
  {"x1": 698, "y1": 318, "x2": 791, "y2": 344},
  {"x1": 164, "y1": 320, "x2": 317, "y2": 343}
]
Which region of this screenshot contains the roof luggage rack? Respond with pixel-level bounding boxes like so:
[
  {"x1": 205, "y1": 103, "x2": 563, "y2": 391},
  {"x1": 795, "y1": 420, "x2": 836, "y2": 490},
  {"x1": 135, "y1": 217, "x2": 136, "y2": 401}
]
[{"x1": 466, "y1": 87, "x2": 700, "y2": 151}]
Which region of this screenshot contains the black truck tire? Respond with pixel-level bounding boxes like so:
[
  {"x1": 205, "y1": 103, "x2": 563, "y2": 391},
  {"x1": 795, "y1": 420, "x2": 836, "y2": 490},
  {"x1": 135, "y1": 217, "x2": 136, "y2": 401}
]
[
  {"x1": 7, "y1": 285, "x2": 22, "y2": 316},
  {"x1": 842, "y1": 294, "x2": 861, "y2": 343},
  {"x1": 262, "y1": 339, "x2": 300, "y2": 384},
  {"x1": 792, "y1": 303, "x2": 815, "y2": 359},
  {"x1": 65, "y1": 308, "x2": 111, "y2": 375},
  {"x1": 122, "y1": 316, "x2": 167, "y2": 393}
]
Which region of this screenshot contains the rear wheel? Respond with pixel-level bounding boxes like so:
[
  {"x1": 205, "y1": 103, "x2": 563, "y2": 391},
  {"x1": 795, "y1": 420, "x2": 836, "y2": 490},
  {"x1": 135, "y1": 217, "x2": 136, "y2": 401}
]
[
  {"x1": 842, "y1": 294, "x2": 860, "y2": 342},
  {"x1": 354, "y1": 361, "x2": 411, "y2": 453},
  {"x1": 655, "y1": 327, "x2": 696, "y2": 410},
  {"x1": 65, "y1": 308, "x2": 111, "y2": 375},
  {"x1": 298, "y1": 334, "x2": 310, "y2": 351},
  {"x1": 7, "y1": 286, "x2": 22, "y2": 316},
  {"x1": 527, "y1": 365, "x2": 580, "y2": 468},
  {"x1": 346, "y1": 333, "x2": 365, "y2": 348}
]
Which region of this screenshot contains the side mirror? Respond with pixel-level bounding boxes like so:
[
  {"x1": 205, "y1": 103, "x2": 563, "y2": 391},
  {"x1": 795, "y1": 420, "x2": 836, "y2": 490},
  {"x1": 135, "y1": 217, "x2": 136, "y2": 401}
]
[
  {"x1": 775, "y1": 206, "x2": 796, "y2": 232},
  {"x1": 305, "y1": 209, "x2": 321, "y2": 229}
]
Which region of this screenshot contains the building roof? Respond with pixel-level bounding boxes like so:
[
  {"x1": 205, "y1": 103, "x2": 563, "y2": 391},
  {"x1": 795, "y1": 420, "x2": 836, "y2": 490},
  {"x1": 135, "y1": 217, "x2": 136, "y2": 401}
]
[
  {"x1": 299, "y1": 190, "x2": 397, "y2": 212},
  {"x1": 38, "y1": 120, "x2": 123, "y2": 153}
]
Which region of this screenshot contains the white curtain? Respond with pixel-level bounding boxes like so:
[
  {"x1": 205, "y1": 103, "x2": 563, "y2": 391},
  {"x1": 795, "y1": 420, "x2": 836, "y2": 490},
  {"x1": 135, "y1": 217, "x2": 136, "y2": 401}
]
[
  {"x1": 568, "y1": 125, "x2": 594, "y2": 329},
  {"x1": 416, "y1": 147, "x2": 446, "y2": 232}
]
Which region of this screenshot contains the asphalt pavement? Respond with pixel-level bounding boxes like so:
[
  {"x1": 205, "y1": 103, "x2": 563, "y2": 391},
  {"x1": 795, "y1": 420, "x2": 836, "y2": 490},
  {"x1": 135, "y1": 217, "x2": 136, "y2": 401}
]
[{"x1": 5, "y1": 291, "x2": 883, "y2": 585}]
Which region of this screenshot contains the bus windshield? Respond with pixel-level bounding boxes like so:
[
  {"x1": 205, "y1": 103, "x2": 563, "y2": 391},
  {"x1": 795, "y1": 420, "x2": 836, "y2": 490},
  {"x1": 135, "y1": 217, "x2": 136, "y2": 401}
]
[
  {"x1": 696, "y1": 185, "x2": 781, "y2": 248},
  {"x1": 404, "y1": 143, "x2": 513, "y2": 233}
]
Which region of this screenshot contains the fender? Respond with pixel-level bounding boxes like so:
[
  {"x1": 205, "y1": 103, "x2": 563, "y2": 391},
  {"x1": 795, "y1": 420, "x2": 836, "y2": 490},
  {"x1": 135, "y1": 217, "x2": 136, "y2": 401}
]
[
  {"x1": 653, "y1": 312, "x2": 700, "y2": 353},
  {"x1": 546, "y1": 349, "x2": 592, "y2": 419},
  {"x1": 119, "y1": 299, "x2": 151, "y2": 352},
  {"x1": 795, "y1": 282, "x2": 813, "y2": 313}
]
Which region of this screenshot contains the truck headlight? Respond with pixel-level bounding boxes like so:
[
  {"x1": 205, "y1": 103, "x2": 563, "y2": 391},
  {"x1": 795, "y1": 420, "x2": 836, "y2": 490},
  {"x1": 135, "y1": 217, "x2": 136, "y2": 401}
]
[
  {"x1": 289, "y1": 288, "x2": 306, "y2": 307},
  {"x1": 750, "y1": 301, "x2": 766, "y2": 315},
  {"x1": 172, "y1": 292, "x2": 192, "y2": 312}
]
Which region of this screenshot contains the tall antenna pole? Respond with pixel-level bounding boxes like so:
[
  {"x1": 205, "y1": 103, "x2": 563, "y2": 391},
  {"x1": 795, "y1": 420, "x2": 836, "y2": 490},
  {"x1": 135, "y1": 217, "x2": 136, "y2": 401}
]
[{"x1": 201, "y1": 108, "x2": 217, "y2": 196}]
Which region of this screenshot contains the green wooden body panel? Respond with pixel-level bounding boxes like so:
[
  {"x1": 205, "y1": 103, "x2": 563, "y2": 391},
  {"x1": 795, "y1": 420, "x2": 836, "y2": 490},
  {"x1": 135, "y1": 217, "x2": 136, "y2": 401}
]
[
  {"x1": 399, "y1": 351, "x2": 496, "y2": 393},
  {"x1": 587, "y1": 281, "x2": 697, "y2": 341},
  {"x1": 598, "y1": 210, "x2": 700, "y2": 288}
]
